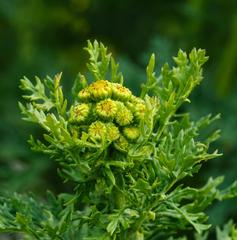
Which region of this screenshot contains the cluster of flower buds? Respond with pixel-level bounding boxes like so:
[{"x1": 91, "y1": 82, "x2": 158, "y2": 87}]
[{"x1": 69, "y1": 80, "x2": 147, "y2": 151}]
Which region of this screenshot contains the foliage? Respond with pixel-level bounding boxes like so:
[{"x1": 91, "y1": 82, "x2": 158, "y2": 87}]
[
  {"x1": 121, "y1": 32, "x2": 237, "y2": 226},
  {"x1": 0, "y1": 41, "x2": 237, "y2": 239},
  {"x1": 1, "y1": 0, "x2": 237, "y2": 206},
  {"x1": 168, "y1": 220, "x2": 237, "y2": 240}
]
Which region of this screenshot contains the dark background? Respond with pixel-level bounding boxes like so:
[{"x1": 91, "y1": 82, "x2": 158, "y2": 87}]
[{"x1": 0, "y1": 0, "x2": 237, "y2": 230}]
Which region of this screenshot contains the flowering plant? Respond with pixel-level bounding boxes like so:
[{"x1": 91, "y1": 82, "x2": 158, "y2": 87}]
[{"x1": 0, "y1": 41, "x2": 237, "y2": 239}]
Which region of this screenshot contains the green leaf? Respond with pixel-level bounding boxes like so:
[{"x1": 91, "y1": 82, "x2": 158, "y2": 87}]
[
  {"x1": 85, "y1": 40, "x2": 111, "y2": 80},
  {"x1": 140, "y1": 53, "x2": 156, "y2": 98},
  {"x1": 104, "y1": 167, "x2": 116, "y2": 186},
  {"x1": 106, "y1": 217, "x2": 119, "y2": 235},
  {"x1": 216, "y1": 220, "x2": 237, "y2": 240}
]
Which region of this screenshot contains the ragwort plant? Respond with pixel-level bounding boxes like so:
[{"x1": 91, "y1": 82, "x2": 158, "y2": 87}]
[{"x1": 0, "y1": 41, "x2": 237, "y2": 239}]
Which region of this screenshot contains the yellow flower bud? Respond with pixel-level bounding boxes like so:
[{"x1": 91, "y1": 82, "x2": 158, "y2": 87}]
[
  {"x1": 123, "y1": 126, "x2": 140, "y2": 141},
  {"x1": 88, "y1": 121, "x2": 107, "y2": 141},
  {"x1": 96, "y1": 99, "x2": 117, "y2": 120},
  {"x1": 111, "y1": 83, "x2": 132, "y2": 101},
  {"x1": 106, "y1": 123, "x2": 120, "y2": 142},
  {"x1": 134, "y1": 102, "x2": 146, "y2": 121},
  {"x1": 115, "y1": 102, "x2": 133, "y2": 126},
  {"x1": 128, "y1": 96, "x2": 146, "y2": 121},
  {"x1": 89, "y1": 80, "x2": 112, "y2": 100},
  {"x1": 125, "y1": 96, "x2": 146, "y2": 122},
  {"x1": 78, "y1": 87, "x2": 91, "y2": 102},
  {"x1": 114, "y1": 135, "x2": 129, "y2": 152},
  {"x1": 130, "y1": 96, "x2": 144, "y2": 105},
  {"x1": 69, "y1": 103, "x2": 90, "y2": 124}
]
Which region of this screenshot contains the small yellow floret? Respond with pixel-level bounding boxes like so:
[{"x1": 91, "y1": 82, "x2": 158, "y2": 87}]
[
  {"x1": 126, "y1": 96, "x2": 146, "y2": 121},
  {"x1": 106, "y1": 123, "x2": 120, "y2": 142},
  {"x1": 96, "y1": 99, "x2": 117, "y2": 120},
  {"x1": 88, "y1": 121, "x2": 107, "y2": 141},
  {"x1": 115, "y1": 103, "x2": 133, "y2": 126},
  {"x1": 111, "y1": 83, "x2": 132, "y2": 101},
  {"x1": 123, "y1": 126, "x2": 140, "y2": 141},
  {"x1": 114, "y1": 135, "x2": 129, "y2": 152},
  {"x1": 78, "y1": 88, "x2": 91, "y2": 102},
  {"x1": 89, "y1": 80, "x2": 112, "y2": 100},
  {"x1": 69, "y1": 103, "x2": 90, "y2": 124}
]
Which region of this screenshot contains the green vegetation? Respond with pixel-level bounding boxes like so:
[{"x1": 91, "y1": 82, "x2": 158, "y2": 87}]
[
  {"x1": 0, "y1": 1, "x2": 237, "y2": 239},
  {"x1": 0, "y1": 41, "x2": 236, "y2": 239}
]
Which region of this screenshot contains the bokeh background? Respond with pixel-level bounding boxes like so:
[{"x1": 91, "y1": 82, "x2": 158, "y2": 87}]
[{"x1": 0, "y1": 0, "x2": 237, "y2": 234}]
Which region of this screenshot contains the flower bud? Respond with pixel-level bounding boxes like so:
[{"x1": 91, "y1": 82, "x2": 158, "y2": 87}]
[
  {"x1": 115, "y1": 102, "x2": 133, "y2": 126},
  {"x1": 126, "y1": 96, "x2": 146, "y2": 121},
  {"x1": 69, "y1": 126, "x2": 79, "y2": 139},
  {"x1": 125, "y1": 101, "x2": 134, "y2": 110},
  {"x1": 114, "y1": 135, "x2": 129, "y2": 152},
  {"x1": 134, "y1": 103, "x2": 146, "y2": 121},
  {"x1": 123, "y1": 126, "x2": 140, "y2": 141},
  {"x1": 78, "y1": 87, "x2": 91, "y2": 102},
  {"x1": 106, "y1": 123, "x2": 120, "y2": 142},
  {"x1": 96, "y1": 99, "x2": 117, "y2": 120},
  {"x1": 88, "y1": 121, "x2": 107, "y2": 141},
  {"x1": 69, "y1": 103, "x2": 90, "y2": 124},
  {"x1": 148, "y1": 211, "x2": 156, "y2": 221},
  {"x1": 111, "y1": 83, "x2": 132, "y2": 101},
  {"x1": 89, "y1": 80, "x2": 112, "y2": 100},
  {"x1": 130, "y1": 96, "x2": 144, "y2": 104}
]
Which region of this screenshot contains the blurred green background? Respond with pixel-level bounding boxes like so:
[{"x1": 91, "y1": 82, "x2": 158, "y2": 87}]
[{"x1": 0, "y1": 0, "x2": 237, "y2": 230}]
